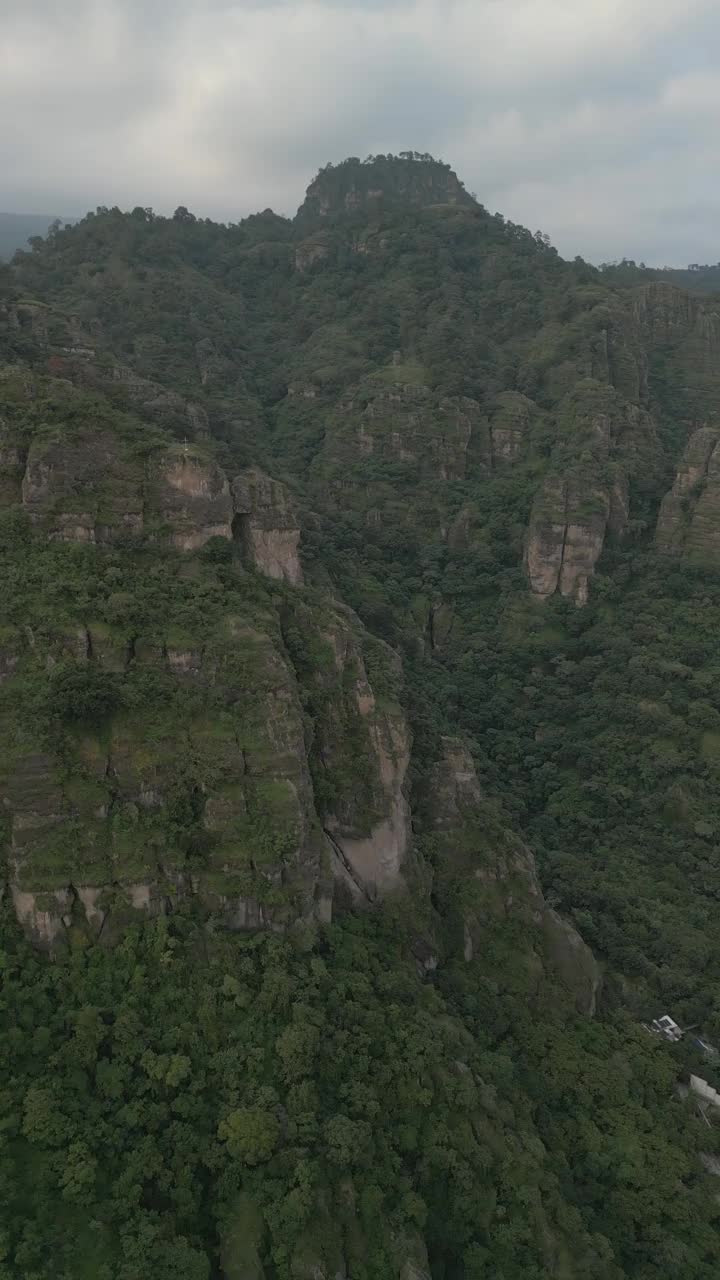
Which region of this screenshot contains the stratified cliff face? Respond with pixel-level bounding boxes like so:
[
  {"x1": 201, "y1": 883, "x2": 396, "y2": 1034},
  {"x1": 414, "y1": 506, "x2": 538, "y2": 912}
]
[
  {"x1": 524, "y1": 381, "x2": 654, "y2": 604},
  {"x1": 317, "y1": 379, "x2": 488, "y2": 492},
  {"x1": 656, "y1": 426, "x2": 720, "y2": 562},
  {"x1": 0, "y1": 371, "x2": 414, "y2": 948},
  {"x1": 0, "y1": 377, "x2": 301, "y2": 568},
  {"x1": 425, "y1": 738, "x2": 601, "y2": 1015},
  {"x1": 1, "y1": 588, "x2": 412, "y2": 949},
  {"x1": 488, "y1": 391, "x2": 536, "y2": 464},
  {"x1": 281, "y1": 600, "x2": 410, "y2": 902}
]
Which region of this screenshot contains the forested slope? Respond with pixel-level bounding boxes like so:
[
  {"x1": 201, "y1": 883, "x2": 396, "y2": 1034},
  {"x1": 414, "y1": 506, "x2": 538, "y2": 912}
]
[{"x1": 2, "y1": 155, "x2": 720, "y2": 1279}]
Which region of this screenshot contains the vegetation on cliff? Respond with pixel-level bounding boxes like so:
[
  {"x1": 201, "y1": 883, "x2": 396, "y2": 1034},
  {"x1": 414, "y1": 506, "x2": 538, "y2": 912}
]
[{"x1": 2, "y1": 156, "x2": 720, "y2": 1277}]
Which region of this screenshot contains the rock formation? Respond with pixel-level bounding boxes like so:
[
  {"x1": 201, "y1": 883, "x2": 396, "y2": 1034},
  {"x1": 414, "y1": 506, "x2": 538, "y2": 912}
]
[
  {"x1": 425, "y1": 738, "x2": 601, "y2": 1014},
  {"x1": 0, "y1": 552, "x2": 414, "y2": 948},
  {"x1": 323, "y1": 382, "x2": 487, "y2": 483},
  {"x1": 151, "y1": 447, "x2": 233, "y2": 550},
  {"x1": 232, "y1": 467, "x2": 303, "y2": 585},
  {"x1": 524, "y1": 381, "x2": 653, "y2": 604},
  {"x1": 656, "y1": 426, "x2": 720, "y2": 562},
  {"x1": 295, "y1": 232, "x2": 334, "y2": 273},
  {"x1": 298, "y1": 155, "x2": 476, "y2": 222},
  {"x1": 0, "y1": 389, "x2": 304, "y2": 572},
  {"x1": 284, "y1": 604, "x2": 411, "y2": 902},
  {"x1": 488, "y1": 390, "x2": 536, "y2": 464}
]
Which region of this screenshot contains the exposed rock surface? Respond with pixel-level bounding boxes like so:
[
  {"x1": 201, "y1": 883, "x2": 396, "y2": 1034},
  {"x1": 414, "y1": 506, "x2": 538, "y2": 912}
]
[
  {"x1": 1, "y1": 395, "x2": 303, "y2": 572},
  {"x1": 1, "y1": 615, "x2": 317, "y2": 946},
  {"x1": 425, "y1": 738, "x2": 601, "y2": 1014},
  {"x1": 0, "y1": 586, "x2": 412, "y2": 947},
  {"x1": 297, "y1": 607, "x2": 412, "y2": 900},
  {"x1": 632, "y1": 283, "x2": 720, "y2": 419},
  {"x1": 488, "y1": 391, "x2": 536, "y2": 464},
  {"x1": 525, "y1": 471, "x2": 614, "y2": 606},
  {"x1": 21, "y1": 431, "x2": 145, "y2": 543},
  {"x1": 295, "y1": 233, "x2": 334, "y2": 273},
  {"x1": 298, "y1": 156, "x2": 476, "y2": 222},
  {"x1": 656, "y1": 426, "x2": 720, "y2": 562},
  {"x1": 524, "y1": 382, "x2": 653, "y2": 604},
  {"x1": 232, "y1": 467, "x2": 303, "y2": 584},
  {"x1": 151, "y1": 447, "x2": 232, "y2": 549},
  {"x1": 324, "y1": 382, "x2": 486, "y2": 483}
]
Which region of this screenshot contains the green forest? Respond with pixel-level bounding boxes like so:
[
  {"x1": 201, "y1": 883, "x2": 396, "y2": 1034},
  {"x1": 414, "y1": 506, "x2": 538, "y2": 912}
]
[{"x1": 2, "y1": 155, "x2": 720, "y2": 1278}]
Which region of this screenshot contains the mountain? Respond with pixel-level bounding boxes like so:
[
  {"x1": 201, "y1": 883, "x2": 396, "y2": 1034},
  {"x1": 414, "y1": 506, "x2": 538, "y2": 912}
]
[
  {"x1": 0, "y1": 211, "x2": 71, "y2": 260},
  {"x1": 601, "y1": 258, "x2": 720, "y2": 296},
  {"x1": 2, "y1": 155, "x2": 720, "y2": 1279}
]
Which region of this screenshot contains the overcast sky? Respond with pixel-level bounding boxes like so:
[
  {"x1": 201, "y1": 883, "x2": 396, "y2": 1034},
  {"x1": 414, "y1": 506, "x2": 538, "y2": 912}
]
[{"x1": 3, "y1": 0, "x2": 719, "y2": 264}]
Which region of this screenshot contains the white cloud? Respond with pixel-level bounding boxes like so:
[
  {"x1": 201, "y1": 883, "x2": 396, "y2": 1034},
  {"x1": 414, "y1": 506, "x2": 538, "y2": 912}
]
[{"x1": 1, "y1": 0, "x2": 719, "y2": 262}]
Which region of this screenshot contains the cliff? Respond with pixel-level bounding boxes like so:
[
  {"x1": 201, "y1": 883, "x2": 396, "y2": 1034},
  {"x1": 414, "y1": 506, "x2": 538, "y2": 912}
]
[
  {"x1": 524, "y1": 381, "x2": 656, "y2": 604},
  {"x1": 424, "y1": 739, "x2": 601, "y2": 1015},
  {"x1": 3, "y1": 159, "x2": 720, "y2": 1280},
  {"x1": 656, "y1": 426, "x2": 720, "y2": 562},
  {"x1": 297, "y1": 154, "x2": 476, "y2": 223},
  {"x1": 0, "y1": 366, "x2": 414, "y2": 947}
]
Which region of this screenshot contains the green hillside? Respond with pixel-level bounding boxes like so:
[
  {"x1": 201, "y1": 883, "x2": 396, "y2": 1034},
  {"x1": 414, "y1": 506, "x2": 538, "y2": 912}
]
[
  {"x1": 2, "y1": 156, "x2": 720, "y2": 1279},
  {"x1": 0, "y1": 212, "x2": 71, "y2": 261}
]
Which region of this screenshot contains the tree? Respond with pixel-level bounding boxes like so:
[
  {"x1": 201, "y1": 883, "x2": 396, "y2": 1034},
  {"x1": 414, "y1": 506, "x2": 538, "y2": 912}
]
[{"x1": 218, "y1": 1108, "x2": 279, "y2": 1165}]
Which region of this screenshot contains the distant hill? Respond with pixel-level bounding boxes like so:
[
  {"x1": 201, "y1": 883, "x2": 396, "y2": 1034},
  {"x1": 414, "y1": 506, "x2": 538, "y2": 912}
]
[
  {"x1": 0, "y1": 211, "x2": 70, "y2": 260},
  {"x1": 5, "y1": 153, "x2": 720, "y2": 1280},
  {"x1": 600, "y1": 257, "x2": 720, "y2": 295}
]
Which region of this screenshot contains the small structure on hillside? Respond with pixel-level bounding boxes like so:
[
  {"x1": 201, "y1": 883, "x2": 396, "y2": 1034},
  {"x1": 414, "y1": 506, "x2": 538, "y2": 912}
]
[{"x1": 652, "y1": 1014, "x2": 684, "y2": 1042}]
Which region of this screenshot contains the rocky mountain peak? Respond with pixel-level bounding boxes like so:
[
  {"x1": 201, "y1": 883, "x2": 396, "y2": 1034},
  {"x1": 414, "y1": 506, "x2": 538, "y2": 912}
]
[{"x1": 296, "y1": 152, "x2": 477, "y2": 222}]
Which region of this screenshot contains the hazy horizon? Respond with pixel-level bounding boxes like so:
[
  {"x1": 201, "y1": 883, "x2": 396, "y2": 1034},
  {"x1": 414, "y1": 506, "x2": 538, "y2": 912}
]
[{"x1": 4, "y1": 0, "x2": 720, "y2": 266}]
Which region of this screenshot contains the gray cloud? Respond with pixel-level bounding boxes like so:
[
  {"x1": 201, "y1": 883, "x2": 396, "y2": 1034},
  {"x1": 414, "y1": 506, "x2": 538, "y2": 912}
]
[{"x1": 2, "y1": 0, "x2": 719, "y2": 263}]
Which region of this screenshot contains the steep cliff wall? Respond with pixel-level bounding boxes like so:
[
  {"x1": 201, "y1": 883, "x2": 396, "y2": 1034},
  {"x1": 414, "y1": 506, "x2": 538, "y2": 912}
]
[
  {"x1": 524, "y1": 381, "x2": 654, "y2": 604},
  {"x1": 0, "y1": 580, "x2": 413, "y2": 947},
  {"x1": 0, "y1": 371, "x2": 415, "y2": 945},
  {"x1": 656, "y1": 426, "x2": 720, "y2": 562},
  {"x1": 281, "y1": 601, "x2": 411, "y2": 902},
  {"x1": 232, "y1": 467, "x2": 303, "y2": 585},
  {"x1": 424, "y1": 738, "x2": 601, "y2": 1014}
]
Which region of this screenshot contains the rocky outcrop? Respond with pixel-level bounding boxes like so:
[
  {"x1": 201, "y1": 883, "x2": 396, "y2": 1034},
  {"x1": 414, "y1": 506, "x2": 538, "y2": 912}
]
[
  {"x1": 2, "y1": 388, "x2": 305, "y2": 573},
  {"x1": 149, "y1": 446, "x2": 232, "y2": 550},
  {"x1": 542, "y1": 909, "x2": 602, "y2": 1018},
  {"x1": 425, "y1": 739, "x2": 601, "y2": 1014},
  {"x1": 524, "y1": 382, "x2": 654, "y2": 604},
  {"x1": 0, "y1": 414, "x2": 28, "y2": 505},
  {"x1": 316, "y1": 383, "x2": 490, "y2": 518},
  {"x1": 19, "y1": 434, "x2": 234, "y2": 550},
  {"x1": 632, "y1": 282, "x2": 720, "y2": 351},
  {"x1": 396, "y1": 1237, "x2": 432, "y2": 1280},
  {"x1": 108, "y1": 363, "x2": 210, "y2": 436},
  {"x1": 632, "y1": 283, "x2": 720, "y2": 420},
  {"x1": 489, "y1": 391, "x2": 536, "y2": 463},
  {"x1": 21, "y1": 431, "x2": 145, "y2": 543},
  {"x1": 283, "y1": 604, "x2": 411, "y2": 901},
  {"x1": 323, "y1": 629, "x2": 410, "y2": 899},
  {"x1": 525, "y1": 472, "x2": 615, "y2": 605},
  {"x1": 295, "y1": 233, "x2": 334, "y2": 273},
  {"x1": 656, "y1": 426, "x2": 720, "y2": 562},
  {"x1": 298, "y1": 156, "x2": 476, "y2": 222},
  {"x1": 232, "y1": 468, "x2": 303, "y2": 584},
  {"x1": 2, "y1": 299, "x2": 212, "y2": 438},
  {"x1": 0, "y1": 587, "x2": 413, "y2": 948},
  {"x1": 1, "y1": 615, "x2": 323, "y2": 947}
]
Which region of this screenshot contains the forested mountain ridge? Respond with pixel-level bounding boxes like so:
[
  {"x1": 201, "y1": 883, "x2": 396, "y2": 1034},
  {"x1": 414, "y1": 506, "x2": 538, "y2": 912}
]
[
  {"x1": 2, "y1": 155, "x2": 720, "y2": 1279},
  {"x1": 0, "y1": 212, "x2": 72, "y2": 261}
]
